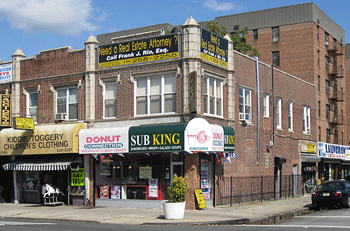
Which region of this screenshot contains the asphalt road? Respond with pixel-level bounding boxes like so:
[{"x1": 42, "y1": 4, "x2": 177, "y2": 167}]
[{"x1": 2, "y1": 207, "x2": 350, "y2": 231}]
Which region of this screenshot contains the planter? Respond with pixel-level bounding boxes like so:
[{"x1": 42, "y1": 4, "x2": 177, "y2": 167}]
[{"x1": 162, "y1": 201, "x2": 186, "y2": 219}]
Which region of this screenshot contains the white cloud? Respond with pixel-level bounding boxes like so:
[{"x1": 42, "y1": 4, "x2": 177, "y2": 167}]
[
  {"x1": 0, "y1": 0, "x2": 99, "y2": 36},
  {"x1": 203, "y1": 0, "x2": 242, "y2": 12}
]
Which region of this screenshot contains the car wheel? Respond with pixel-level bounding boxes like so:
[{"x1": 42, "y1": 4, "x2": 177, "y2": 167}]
[{"x1": 313, "y1": 202, "x2": 319, "y2": 210}]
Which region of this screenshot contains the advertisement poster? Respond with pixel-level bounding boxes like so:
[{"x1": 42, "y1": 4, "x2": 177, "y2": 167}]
[
  {"x1": 139, "y1": 166, "x2": 152, "y2": 179},
  {"x1": 0, "y1": 63, "x2": 12, "y2": 84},
  {"x1": 194, "y1": 189, "x2": 207, "y2": 209},
  {"x1": 71, "y1": 168, "x2": 85, "y2": 186},
  {"x1": 98, "y1": 34, "x2": 179, "y2": 69},
  {"x1": 148, "y1": 178, "x2": 158, "y2": 198},
  {"x1": 111, "y1": 186, "x2": 121, "y2": 199},
  {"x1": 99, "y1": 185, "x2": 109, "y2": 198}
]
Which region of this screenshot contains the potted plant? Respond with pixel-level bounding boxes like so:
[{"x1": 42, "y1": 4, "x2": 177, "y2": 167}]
[{"x1": 163, "y1": 174, "x2": 189, "y2": 219}]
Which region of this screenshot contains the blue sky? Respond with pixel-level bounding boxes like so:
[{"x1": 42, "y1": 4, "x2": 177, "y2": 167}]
[{"x1": 0, "y1": 0, "x2": 349, "y2": 62}]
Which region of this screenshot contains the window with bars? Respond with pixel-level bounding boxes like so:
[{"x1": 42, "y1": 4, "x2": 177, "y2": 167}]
[
  {"x1": 135, "y1": 73, "x2": 176, "y2": 116},
  {"x1": 204, "y1": 76, "x2": 223, "y2": 117}
]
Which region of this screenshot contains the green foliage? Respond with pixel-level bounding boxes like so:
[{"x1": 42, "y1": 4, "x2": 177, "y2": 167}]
[
  {"x1": 167, "y1": 175, "x2": 189, "y2": 203},
  {"x1": 204, "y1": 21, "x2": 260, "y2": 57}
]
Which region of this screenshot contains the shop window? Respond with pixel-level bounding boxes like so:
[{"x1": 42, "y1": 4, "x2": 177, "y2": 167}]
[
  {"x1": 27, "y1": 91, "x2": 38, "y2": 123},
  {"x1": 135, "y1": 73, "x2": 176, "y2": 116},
  {"x1": 204, "y1": 75, "x2": 223, "y2": 117},
  {"x1": 56, "y1": 87, "x2": 78, "y2": 120},
  {"x1": 104, "y1": 82, "x2": 117, "y2": 118},
  {"x1": 239, "y1": 87, "x2": 251, "y2": 122}
]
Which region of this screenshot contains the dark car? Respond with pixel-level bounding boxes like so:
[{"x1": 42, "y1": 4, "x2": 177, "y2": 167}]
[{"x1": 312, "y1": 180, "x2": 350, "y2": 208}]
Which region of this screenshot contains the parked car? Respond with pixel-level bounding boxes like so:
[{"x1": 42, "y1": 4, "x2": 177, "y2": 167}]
[{"x1": 312, "y1": 180, "x2": 350, "y2": 208}]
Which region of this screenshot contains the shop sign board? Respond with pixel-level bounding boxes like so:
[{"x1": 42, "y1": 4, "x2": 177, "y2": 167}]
[
  {"x1": 71, "y1": 168, "x2": 85, "y2": 186},
  {"x1": 185, "y1": 118, "x2": 212, "y2": 152},
  {"x1": 13, "y1": 117, "x2": 34, "y2": 130},
  {"x1": 139, "y1": 166, "x2": 152, "y2": 179},
  {"x1": 0, "y1": 63, "x2": 12, "y2": 83},
  {"x1": 79, "y1": 127, "x2": 129, "y2": 154},
  {"x1": 211, "y1": 125, "x2": 224, "y2": 152},
  {"x1": 318, "y1": 142, "x2": 350, "y2": 159},
  {"x1": 300, "y1": 141, "x2": 316, "y2": 154},
  {"x1": 189, "y1": 71, "x2": 197, "y2": 114},
  {"x1": 98, "y1": 33, "x2": 179, "y2": 69},
  {"x1": 201, "y1": 28, "x2": 228, "y2": 68},
  {"x1": 0, "y1": 123, "x2": 84, "y2": 156},
  {"x1": 148, "y1": 178, "x2": 158, "y2": 198},
  {"x1": 129, "y1": 123, "x2": 186, "y2": 153},
  {"x1": 0, "y1": 94, "x2": 11, "y2": 127},
  {"x1": 223, "y1": 126, "x2": 235, "y2": 152}
]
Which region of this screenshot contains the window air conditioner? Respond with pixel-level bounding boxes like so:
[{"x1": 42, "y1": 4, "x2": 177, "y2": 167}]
[
  {"x1": 55, "y1": 113, "x2": 67, "y2": 121},
  {"x1": 325, "y1": 41, "x2": 329, "y2": 46},
  {"x1": 239, "y1": 113, "x2": 246, "y2": 121}
]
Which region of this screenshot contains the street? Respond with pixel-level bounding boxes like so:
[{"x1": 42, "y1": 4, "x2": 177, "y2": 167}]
[{"x1": 1, "y1": 207, "x2": 350, "y2": 231}]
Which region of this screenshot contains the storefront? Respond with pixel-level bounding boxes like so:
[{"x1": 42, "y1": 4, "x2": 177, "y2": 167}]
[
  {"x1": 299, "y1": 141, "x2": 319, "y2": 193},
  {"x1": 0, "y1": 123, "x2": 85, "y2": 205},
  {"x1": 317, "y1": 142, "x2": 350, "y2": 181},
  {"x1": 79, "y1": 118, "x2": 235, "y2": 209}
]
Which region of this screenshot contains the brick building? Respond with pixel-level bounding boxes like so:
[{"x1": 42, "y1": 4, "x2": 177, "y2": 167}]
[
  {"x1": 0, "y1": 16, "x2": 316, "y2": 209},
  {"x1": 203, "y1": 2, "x2": 348, "y2": 184}
]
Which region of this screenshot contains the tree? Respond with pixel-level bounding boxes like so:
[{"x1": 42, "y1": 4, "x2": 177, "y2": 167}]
[{"x1": 204, "y1": 21, "x2": 260, "y2": 57}]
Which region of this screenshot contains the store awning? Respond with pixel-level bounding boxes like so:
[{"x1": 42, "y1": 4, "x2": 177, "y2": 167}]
[
  {"x1": 301, "y1": 155, "x2": 321, "y2": 163},
  {"x1": 2, "y1": 155, "x2": 79, "y2": 171}
]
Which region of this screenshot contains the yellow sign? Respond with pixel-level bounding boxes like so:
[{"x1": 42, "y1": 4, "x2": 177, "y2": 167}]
[
  {"x1": 194, "y1": 189, "x2": 207, "y2": 209},
  {"x1": 13, "y1": 117, "x2": 34, "y2": 130},
  {"x1": 0, "y1": 94, "x2": 12, "y2": 127},
  {"x1": 300, "y1": 142, "x2": 316, "y2": 154},
  {"x1": 0, "y1": 123, "x2": 85, "y2": 156}
]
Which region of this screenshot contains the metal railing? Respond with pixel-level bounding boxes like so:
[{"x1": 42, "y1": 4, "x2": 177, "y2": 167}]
[{"x1": 216, "y1": 175, "x2": 303, "y2": 206}]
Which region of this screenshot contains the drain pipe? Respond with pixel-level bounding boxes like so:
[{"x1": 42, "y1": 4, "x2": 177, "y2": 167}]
[{"x1": 256, "y1": 56, "x2": 261, "y2": 165}]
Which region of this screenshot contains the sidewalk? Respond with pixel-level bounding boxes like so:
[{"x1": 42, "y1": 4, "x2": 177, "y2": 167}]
[{"x1": 0, "y1": 194, "x2": 313, "y2": 225}]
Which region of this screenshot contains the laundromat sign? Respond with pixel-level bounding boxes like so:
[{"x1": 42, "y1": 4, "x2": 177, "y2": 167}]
[{"x1": 0, "y1": 123, "x2": 84, "y2": 156}]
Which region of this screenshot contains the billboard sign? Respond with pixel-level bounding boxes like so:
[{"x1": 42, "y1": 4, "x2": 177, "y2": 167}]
[
  {"x1": 98, "y1": 34, "x2": 179, "y2": 68},
  {"x1": 201, "y1": 28, "x2": 228, "y2": 68},
  {"x1": 0, "y1": 63, "x2": 12, "y2": 84}
]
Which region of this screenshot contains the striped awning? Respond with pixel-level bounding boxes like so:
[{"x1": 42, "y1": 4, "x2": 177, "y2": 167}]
[{"x1": 2, "y1": 155, "x2": 79, "y2": 171}]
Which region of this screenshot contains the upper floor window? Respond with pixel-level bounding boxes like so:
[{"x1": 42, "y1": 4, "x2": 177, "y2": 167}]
[
  {"x1": 27, "y1": 91, "x2": 38, "y2": 123},
  {"x1": 272, "y1": 27, "x2": 279, "y2": 42},
  {"x1": 325, "y1": 80, "x2": 330, "y2": 96},
  {"x1": 253, "y1": 29, "x2": 258, "y2": 40},
  {"x1": 318, "y1": 75, "x2": 320, "y2": 91},
  {"x1": 263, "y1": 93, "x2": 269, "y2": 118},
  {"x1": 204, "y1": 76, "x2": 223, "y2": 116},
  {"x1": 325, "y1": 56, "x2": 329, "y2": 71},
  {"x1": 303, "y1": 105, "x2": 311, "y2": 134},
  {"x1": 317, "y1": 50, "x2": 320, "y2": 66},
  {"x1": 135, "y1": 73, "x2": 176, "y2": 116},
  {"x1": 56, "y1": 87, "x2": 78, "y2": 120},
  {"x1": 317, "y1": 26, "x2": 319, "y2": 41},
  {"x1": 272, "y1": 51, "x2": 280, "y2": 67},
  {"x1": 104, "y1": 82, "x2": 117, "y2": 118},
  {"x1": 277, "y1": 98, "x2": 282, "y2": 129},
  {"x1": 239, "y1": 87, "x2": 251, "y2": 122},
  {"x1": 288, "y1": 101, "x2": 293, "y2": 131},
  {"x1": 326, "y1": 129, "x2": 330, "y2": 143},
  {"x1": 325, "y1": 32, "x2": 329, "y2": 46},
  {"x1": 326, "y1": 104, "x2": 330, "y2": 120}
]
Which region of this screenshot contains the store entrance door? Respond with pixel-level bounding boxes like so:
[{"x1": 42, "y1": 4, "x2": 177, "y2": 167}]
[{"x1": 170, "y1": 154, "x2": 183, "y2": 183}]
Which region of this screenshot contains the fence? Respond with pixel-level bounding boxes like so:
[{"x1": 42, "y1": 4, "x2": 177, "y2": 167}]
[{"x1": 216, "y1": 175, "x2": 303, "y2": 206}]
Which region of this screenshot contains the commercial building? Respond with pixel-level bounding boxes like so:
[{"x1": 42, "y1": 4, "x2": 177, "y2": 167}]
[
  {"x1": 204, "y1": 2, "x2": 347, "y2": 184},
  {"x1": 0, "y1": 16, "x2": 317, "y2": 209}
]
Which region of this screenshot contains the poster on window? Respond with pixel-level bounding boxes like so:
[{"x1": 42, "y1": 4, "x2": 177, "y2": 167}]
[
  {"x1": 99, "y1": 185, "x2": 109, "y2": 198},
  {"x1": 148, "y1": 178, "x2": 158, "y2": 198},
  {"x1": 201, "y1": 159, "x2": 211, "y2": 199},
  {"x1": 100, "y1": 164, "x2": 111, "y2": 176},
  {"x1": 110, "y1": 186, "x2": 121, "y2": 199},
  {"x1": 139, "y1": 166, "x2": 152, "y2": 179}
]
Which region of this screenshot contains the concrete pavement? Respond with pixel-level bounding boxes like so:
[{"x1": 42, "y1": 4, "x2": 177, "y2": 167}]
[{"x1": 0, "y1": 194, "x2": 313, "y2": 225}]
